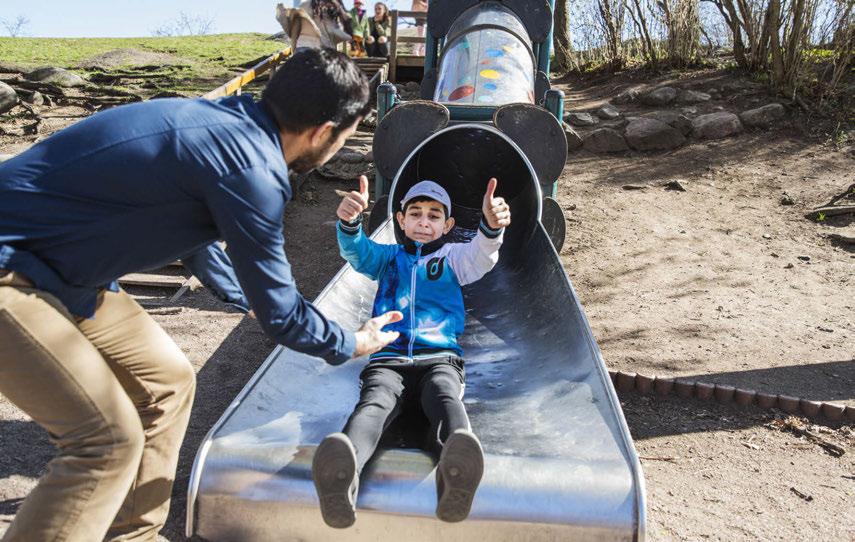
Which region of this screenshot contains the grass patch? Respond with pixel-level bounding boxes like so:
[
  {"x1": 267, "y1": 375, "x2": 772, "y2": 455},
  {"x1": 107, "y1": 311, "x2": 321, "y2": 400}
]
[{"x1": 0, "y1": 33, "x2": 284, "y2": 79}]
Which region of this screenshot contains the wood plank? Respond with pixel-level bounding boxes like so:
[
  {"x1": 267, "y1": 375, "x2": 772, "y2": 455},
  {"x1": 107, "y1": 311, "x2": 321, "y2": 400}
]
[
  {"x1": 119, "y1": 273, "x2": 187, "y2": 288},
  {"x1": 390, "y1": 11, "x2": 398, "y2": 82},
  {"x1": 394, "y1": 10, "x2": 428, "y2": 18},
  {"x1": 203, "y1": 49, "x2": 291, "y2": 100},
  {"x1": 395, "y1": 56, "x2": 426, "y2": 67}
]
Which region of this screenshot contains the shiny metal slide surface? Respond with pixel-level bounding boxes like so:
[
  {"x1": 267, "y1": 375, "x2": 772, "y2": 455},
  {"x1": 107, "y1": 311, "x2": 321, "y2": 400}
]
[{"x1": 187, "y1": 209, "x2": 645, "y2": 540}]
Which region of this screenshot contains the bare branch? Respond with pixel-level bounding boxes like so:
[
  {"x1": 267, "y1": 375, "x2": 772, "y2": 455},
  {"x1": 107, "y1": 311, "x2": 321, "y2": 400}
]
[{"x1": 1, "y1": 15, "x2": 31, "y2": 37}]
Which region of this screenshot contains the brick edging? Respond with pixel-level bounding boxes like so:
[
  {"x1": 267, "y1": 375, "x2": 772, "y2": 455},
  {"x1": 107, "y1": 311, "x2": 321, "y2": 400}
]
[{"x1": 608, "y1": 370, "x2": 854, "y2": 422}]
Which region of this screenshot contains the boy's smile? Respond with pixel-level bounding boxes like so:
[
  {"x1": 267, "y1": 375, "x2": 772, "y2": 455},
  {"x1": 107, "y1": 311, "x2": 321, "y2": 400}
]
[{"x1": 396, "y1": 199, "x2": 455, "y2": 244}]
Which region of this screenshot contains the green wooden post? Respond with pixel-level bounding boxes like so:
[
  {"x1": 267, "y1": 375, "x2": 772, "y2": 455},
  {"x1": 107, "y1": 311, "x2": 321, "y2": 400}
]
[
  {"x1": 544, "y1": 88, "x2": 565, "y2": 198},
  {"x1": 538, "y1": 0, "x2": 556, "y2": 75},
  {"x1": 374, "y1": 82, "x2": 397, "y2": 200}
]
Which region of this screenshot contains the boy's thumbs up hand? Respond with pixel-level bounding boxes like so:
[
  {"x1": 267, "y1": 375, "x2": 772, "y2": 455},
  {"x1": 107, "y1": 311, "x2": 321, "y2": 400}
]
[
  {"x1": 337, "y1": 175, "x2": 371, "y2": 223},
  {"x1": 358, "y1": 175, "x2": 369, "y2": 202},
  {"x1": 482, "y1": 177, "x2": 511, "y2": 230}
]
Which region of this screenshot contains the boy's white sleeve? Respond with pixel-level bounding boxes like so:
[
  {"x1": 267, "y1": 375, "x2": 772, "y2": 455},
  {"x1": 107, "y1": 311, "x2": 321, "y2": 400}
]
[{"x1": 445, "y1": 220, "x2": 504, "y2": 286}]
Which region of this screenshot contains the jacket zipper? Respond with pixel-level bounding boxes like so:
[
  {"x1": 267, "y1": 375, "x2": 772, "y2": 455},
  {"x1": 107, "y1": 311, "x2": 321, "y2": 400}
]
[{"x1": 407, "y1": 243, "x2": 421, "y2": 360}]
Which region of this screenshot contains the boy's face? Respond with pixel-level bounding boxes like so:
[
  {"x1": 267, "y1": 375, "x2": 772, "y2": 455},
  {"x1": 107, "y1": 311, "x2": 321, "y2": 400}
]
[{"x1": 396, "y1": 199, "x2": 455, "y2": 244}]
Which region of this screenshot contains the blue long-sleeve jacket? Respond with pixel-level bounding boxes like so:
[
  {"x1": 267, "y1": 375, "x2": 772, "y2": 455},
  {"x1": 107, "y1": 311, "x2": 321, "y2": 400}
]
[
  {"x1": 337, "y1": 219, "x2": 503, "y2": 361},
  {"x1": 0, "y1": 95, "x2": 354, "y2": 364},
  {"x1": 181, "y1": 242, "x2": 250, "y2": 312}
]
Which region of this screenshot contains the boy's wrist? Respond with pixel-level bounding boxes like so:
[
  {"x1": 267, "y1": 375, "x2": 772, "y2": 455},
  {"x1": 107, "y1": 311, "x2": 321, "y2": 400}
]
[
  {"x1": 338, "y1": 215, "x2": 363, "y2": 234},
  {"x1": 479, "y1": 219, "x2": 503, "y2": 238}
]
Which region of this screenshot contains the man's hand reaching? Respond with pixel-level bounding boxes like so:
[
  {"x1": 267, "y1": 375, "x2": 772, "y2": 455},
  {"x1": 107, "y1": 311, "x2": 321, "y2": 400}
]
[{"x1": 353, "y1": 310, "x2": 403, "y2": 358}]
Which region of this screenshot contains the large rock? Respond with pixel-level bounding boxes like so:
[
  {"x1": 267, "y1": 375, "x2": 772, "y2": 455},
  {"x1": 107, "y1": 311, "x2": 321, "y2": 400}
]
[
  {"x1": 317, "y1": 149, "x2": 372, "y2": 178},
  {"x1": 641, "y1": 86, "x2": 677, "y2": 106},
  {"x1": 613, "y1": 87, "x2": 642, "y2": 104},
  {"x1": 692, "y1": 112, "x2": 743, "y2": 139},
  {"x1": 720, "y1": 80, "x2": 756, "y2": 94},
  {"x1": 583, "y1": 128, "x2": 628, "y2": 153},
  {"x1": 601, "y1": 118, "x2": 629, "y2": 130},
  {"x1": 23, "y1": 90, "x2": 45, "y2": 106},
  {"x1": 597, "y1": 105, "x2": 621, "y2": 120},
  {"x1": 564, "y1": 124, "x2": 583, "y2": 151},
  {"x1": 625, "y1": 118, "x2": 686, "y2": 151},
  {"x1": 0, "y1": 81, "x2": 18, "y2": 113},
  {"x1": 643, "y1": 111, "x2": 693, "y2": 136},
  {"x1": 678, "y1": 89, "x2": 711, "y2": 104},
  {"x1": 739, "y1": 103, "x2": 785, "y2": 128},
  {"x1": 25, "y1": 67, "x2": 87, "y2": 87},
  {"x1": 566, "y1": 112, "x2": 599, "y2": 127}
]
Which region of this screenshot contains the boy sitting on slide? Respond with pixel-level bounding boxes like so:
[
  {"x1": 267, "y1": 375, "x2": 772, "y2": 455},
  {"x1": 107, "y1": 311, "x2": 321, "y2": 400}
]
[{"x1": 312, "y1": 175, "x2": 511, "y2": 528}]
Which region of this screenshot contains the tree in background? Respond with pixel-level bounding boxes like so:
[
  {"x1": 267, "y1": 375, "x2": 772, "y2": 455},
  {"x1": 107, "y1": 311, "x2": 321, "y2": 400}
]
[
  {"x1": 597, "y1": 0, "x2": 627, "y2": 67},
  {"x1": 553, "y1": 0, "x2": 574, "y2": 73},
  {"x1": 561, "y1": 0, "x2": 853, "y2": 102},
  {"x1": 1, "y1": 15, "x2": 31, "y2": 37},
  {"x1": 662, "y1": 0, "x2": 702, "y2": 66},
  {"x1": 152, "y1": 12, "x2": 216, "y2": 37}
]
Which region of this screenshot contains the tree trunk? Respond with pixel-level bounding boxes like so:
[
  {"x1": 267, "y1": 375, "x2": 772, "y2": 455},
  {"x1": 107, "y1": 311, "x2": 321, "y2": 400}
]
[
  {"x1": 598, "y1": 0, "x2": 625, "y2": 67},
  {"x1": 627, "y1": 0, "x2": 658, "y2": 66},
  {"x1": 552, "y1": 0, "x2": 573, "y2": 74},
  {"x1": 765, "y1": 0, "x2": 784, "y2": 88},
  {"x1": 714, "y1": 0, "x2": 750, "y2": 68}
]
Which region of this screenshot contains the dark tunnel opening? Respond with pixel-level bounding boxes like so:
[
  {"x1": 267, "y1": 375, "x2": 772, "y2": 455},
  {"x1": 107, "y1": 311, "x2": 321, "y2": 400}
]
[{"x1": 386, "y1": 124, "x2": 541, "y2": 259}]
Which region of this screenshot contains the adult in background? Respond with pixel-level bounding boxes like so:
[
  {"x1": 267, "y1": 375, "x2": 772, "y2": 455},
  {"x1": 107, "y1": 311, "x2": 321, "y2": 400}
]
[
  {"x1": 277, "y1": 0, "x2": 353, "y2": 49},
  {"x1": 0, "y1": 48, "x2": 401, "y2": 542},
  {"x1": 411, "y1": 0, "x2": 428, "y2": 55},
  {"x1": 366, "y1": 2, "x2": 392, "y2": 58}
]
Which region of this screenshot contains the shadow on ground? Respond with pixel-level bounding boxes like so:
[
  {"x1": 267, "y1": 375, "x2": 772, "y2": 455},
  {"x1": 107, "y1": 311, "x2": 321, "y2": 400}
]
[{"x1": 160, "y1": 315, "x2": 275, "y2": 541}]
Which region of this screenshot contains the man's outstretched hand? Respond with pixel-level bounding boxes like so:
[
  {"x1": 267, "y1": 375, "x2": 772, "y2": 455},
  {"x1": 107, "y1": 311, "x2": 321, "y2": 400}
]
[
  {"x1": 482, "y1": 177, "x2": 511, "y2": 230},
  {"x1": 337, "y1": 175, "x2": 370, "y2": 223},
  {"x1": 353, "y1": 310, "x2": 403, "y2": 358}
]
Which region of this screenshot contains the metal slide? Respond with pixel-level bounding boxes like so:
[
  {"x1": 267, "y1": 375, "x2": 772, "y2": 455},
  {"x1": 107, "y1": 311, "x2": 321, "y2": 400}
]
[{"x1": 186, "y1": 124, "x2": 646, "y2": 541}]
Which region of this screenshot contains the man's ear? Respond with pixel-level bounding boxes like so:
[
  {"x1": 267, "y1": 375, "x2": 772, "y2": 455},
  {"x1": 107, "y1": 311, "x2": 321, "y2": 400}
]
[
  {"x1": 396, "y1": 211, "x2": 405, "y2": 229},
  {"x1": 309, "y1": 121, "x2": 336, "y2": 147},
  {"x1": 443, "y1": 216, "x2": 455, "y2": 234}
]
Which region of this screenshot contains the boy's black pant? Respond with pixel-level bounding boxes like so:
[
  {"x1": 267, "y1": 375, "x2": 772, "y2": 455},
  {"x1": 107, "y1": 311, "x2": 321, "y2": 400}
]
[{"x1": 343, "y1": 356, "x2": 469, "y2": 473}]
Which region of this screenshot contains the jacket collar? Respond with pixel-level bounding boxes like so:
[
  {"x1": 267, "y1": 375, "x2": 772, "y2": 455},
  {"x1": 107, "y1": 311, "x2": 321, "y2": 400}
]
[{"x1": 402, "y1": 235, "x2": 445, "y2": 256}]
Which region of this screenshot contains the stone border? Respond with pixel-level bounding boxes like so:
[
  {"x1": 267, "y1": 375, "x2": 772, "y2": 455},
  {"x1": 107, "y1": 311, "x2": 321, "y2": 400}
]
[{"x1": 608, "y1": 370, "x2": 853, "y2": 422}]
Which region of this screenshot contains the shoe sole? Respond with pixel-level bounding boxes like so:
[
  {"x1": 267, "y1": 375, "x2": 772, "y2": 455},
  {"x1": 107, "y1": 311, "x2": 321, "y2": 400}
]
[
  {"x1": 312, "y1": 435, "x2": 357, "y2": 529},
  {"x1": 436, "y1": 431, "x2": 484, "y2": 522}
]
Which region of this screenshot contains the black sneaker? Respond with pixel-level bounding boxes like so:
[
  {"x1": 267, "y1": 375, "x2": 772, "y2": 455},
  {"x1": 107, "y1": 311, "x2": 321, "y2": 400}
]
[
  {"x1": 312, "y1": 433, "x2": 359, "y2": 528},
  {"x1": 435, "y1": 429, "x2": 484, "y2": 522}
]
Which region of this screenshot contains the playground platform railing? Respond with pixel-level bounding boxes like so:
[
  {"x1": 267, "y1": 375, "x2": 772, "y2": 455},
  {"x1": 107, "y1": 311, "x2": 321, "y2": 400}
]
[
  {"x1": 202, "y1": 48, "x2": 292, "y2": 100},
  {"x1": 389, "y1": 10, "x2": 426, "y2": 82}
]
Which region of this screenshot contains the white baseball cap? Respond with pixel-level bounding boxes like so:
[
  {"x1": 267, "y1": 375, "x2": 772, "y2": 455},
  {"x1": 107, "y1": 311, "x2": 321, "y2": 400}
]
[{"x1": 400, "y1": 180, "x2": 452, "y2": 216}]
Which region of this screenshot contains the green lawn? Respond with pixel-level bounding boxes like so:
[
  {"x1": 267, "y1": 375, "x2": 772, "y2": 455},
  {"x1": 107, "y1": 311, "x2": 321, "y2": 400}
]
[{"x1": 0, "y1": 33, "x2": 284, "y2": 78}]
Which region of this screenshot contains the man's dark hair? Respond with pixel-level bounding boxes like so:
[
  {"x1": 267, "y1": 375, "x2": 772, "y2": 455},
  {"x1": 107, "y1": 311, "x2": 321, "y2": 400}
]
[
  {"x1": 262, "y1": 48, "x2": 371, "y2": 137},
  {"x1": 402, "y1": 196, "x2": 449, "y2": 218}
]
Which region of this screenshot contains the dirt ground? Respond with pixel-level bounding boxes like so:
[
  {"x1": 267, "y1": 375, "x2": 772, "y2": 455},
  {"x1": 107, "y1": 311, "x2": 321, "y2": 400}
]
[{"x1": 1, "y1": 68, "x2": 854, "y2": 541}]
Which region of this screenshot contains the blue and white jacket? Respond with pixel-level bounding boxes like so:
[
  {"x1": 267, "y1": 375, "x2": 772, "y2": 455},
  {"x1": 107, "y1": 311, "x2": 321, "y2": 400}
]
[{"x1": 337, "y1": 220, "x2": 504, "y2": 362}]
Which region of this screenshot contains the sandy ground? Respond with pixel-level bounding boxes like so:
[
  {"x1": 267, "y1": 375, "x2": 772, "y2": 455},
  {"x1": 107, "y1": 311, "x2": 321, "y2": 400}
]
[{"x1": 1, "y1": 70, "x2": 854, "y2": 541}]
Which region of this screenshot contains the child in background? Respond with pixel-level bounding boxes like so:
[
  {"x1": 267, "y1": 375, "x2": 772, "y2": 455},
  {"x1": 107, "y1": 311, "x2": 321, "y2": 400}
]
[{"x1": 312, "y1": 175, "x2": 511, "y2": 528}]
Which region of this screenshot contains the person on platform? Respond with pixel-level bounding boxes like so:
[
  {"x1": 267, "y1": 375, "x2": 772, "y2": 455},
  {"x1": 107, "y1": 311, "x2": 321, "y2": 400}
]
[{"x1": 366, "y1": 2, "x2": 392, "y2": 58}]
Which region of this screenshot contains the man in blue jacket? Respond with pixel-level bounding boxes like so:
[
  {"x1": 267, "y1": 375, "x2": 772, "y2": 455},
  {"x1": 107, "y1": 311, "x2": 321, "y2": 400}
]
[{"x1": 0, "y1": 48, "x2": 401, "y2": 542}]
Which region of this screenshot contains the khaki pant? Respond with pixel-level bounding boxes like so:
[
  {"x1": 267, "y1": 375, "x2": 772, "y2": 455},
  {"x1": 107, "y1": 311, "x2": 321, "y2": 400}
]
[{"x1": 0, "y1": 271, "x2": 196, "y2": 541}]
